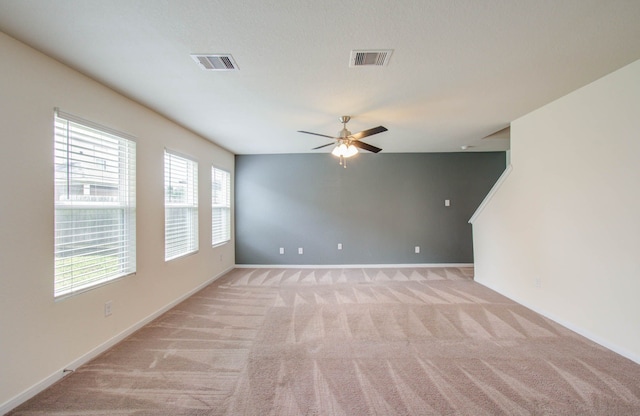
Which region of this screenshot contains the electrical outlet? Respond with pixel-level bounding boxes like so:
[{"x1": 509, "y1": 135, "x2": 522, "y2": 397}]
[
  {"x1": 415, "y1": 246, "x2": 420, "y2": 254},
  {"x1": 298, "y1": 247, "x2": 304, "y2": 254},
  {"x1": 104, "y1": 301, "x2": 112, "y2": 317},
  {"x1": 337, "y1": 243, "x2": 342, "y2": 250},
  {"x1": 279, "y1": 247, "x2": 285, "y2": 254},
  {"x1": 445, "y1": 199, "x2": 451, "y2": 207},
  {"x1": 535, "y1": 277, "x2": 541, "y2": 288}
]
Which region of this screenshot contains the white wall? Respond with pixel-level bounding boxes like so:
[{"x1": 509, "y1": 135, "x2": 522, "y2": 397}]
[
  {"x1": 0, "y1": 33, "x2": 235, "y2": 410},
  {"x1": 472, "y1": 59, "x2": 640, "y2": 362}
]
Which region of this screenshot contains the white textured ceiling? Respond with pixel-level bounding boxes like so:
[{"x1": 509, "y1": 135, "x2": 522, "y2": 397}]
[{"x1": 1, "y1": 0, "x2": 640, "y2": 154}]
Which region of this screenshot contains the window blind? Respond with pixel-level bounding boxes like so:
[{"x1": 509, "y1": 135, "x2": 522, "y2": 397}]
[
  {"x1": 212, "y1": 167, "x2": 231, "y2": 245},
  {"x1": 164, "y1": 150, "x2": 198, "y2": 260},
  {"x1": 54, "y1": 109, "x2": 136, "y2": 297}
]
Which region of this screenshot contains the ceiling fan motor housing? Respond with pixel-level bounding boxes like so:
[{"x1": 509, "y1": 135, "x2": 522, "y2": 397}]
[{"x1": 339, "y1": 116, "x2": 352, "y2": 138}]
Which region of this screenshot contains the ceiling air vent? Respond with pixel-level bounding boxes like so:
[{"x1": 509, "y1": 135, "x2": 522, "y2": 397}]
[
  {"x1": 191, "y1": 54, "x2": 239, "y2": 71},
  {"x1": 349, "y1": 49, "x2": 393, "y2": 67}
]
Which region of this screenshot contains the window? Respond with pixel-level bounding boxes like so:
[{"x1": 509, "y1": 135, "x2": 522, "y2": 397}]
[
  {"x1": 212, "y1": 167, "x2": 231, "y2": 245},
  {"x1": 54, "y1": 110, "x2": 136, "y2": 298},
  {"x1": 164, "y1": 150, "x2": 198, "y2": 260}
]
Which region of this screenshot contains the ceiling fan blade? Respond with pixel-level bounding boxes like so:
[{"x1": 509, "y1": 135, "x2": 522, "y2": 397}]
[
  {"x1": 349, "y1": 126, "x2": 387, "y2": 141},
  {"x1": 351, "y1": 140, "x2": 382, "y2": 153},
  {"x1": 312, "y1": 142, "x2": 336, "y2": 150},
  {"x1": 298, "y1": 130, "x2": 336, "y2": 139}
]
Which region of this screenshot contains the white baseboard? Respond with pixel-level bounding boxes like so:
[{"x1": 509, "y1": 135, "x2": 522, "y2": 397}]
[
  {"x1": 235, "y1": 263, "x2": 474, "y2": 269},
  {"x1": 0, "y1": 368, "x2": 67, "y2": 416},
  {"x1": 0, "y1": 266, "x2": 233, "y2": 415},
  {"x1": 476, "y1": 279, "x2": 640, "y2": 365}
]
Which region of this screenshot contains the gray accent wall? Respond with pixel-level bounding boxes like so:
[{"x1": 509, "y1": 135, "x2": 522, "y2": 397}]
[{"x1": 235, "y1": 152, "x2": 505, "y2": 265}]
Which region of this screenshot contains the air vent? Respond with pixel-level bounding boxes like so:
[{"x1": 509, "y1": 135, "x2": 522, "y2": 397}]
[
  {"x1": 349, "y1": 50, "x2": 393, "y2": 67},
  {"x1": 191, "y1": 54, "x2": 239, "y2": 71}
]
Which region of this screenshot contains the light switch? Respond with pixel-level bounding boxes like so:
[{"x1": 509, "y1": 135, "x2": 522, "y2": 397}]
[{"x1": 445, "y1": 199, "x2": 451, "y2": 207}]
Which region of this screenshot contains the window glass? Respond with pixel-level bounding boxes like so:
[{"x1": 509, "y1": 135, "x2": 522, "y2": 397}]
[
  {"x1": 212, "y1": 167, "x2": 231, "y2": 245},
  {"x1": 54, "y1": 110, "x2": 136, "y2": 297},
  {"x1": 164, "y1": 150, "x2": 198, "y2": 260}
]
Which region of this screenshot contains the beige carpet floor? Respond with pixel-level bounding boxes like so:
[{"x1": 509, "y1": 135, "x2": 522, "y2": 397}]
[{"x1": 8, "y1": 267, "x2": 640, "y2": 415}]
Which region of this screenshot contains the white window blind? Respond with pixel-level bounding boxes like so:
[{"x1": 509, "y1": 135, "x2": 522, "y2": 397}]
[
  {"x1": 54, "y1": 109, "x2": 136, "y2": 298},
  {"x1": 164, "y1": 150, "x2": 198, "y2": 260},
  {"x1": 212, "y1": 167, "x2": 231, "y2": 245}
]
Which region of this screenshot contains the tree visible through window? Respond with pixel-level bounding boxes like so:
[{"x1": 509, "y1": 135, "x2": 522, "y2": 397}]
[
  {"x1": 212, "y1": 167, "x2": 231, "y2": 245},
  {"x1": 54, "y1": 110, "x2": 136, "y2": 297}
]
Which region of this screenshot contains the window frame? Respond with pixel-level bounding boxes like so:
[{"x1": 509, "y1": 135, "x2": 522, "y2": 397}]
[
  {"x1": 211, "y1": 166, "x2": 231, "y2": 246},
  {"x1": 54, "y1": 109, "x2": 136, "y2": 298},
  {"x1": 164, "y1": 149, "x2": 199, "y2": 261}
]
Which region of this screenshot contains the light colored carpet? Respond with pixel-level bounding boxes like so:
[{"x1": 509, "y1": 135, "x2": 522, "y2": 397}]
[{"x1": 8, "y1": 267, "x2": 640, "y2": 415}]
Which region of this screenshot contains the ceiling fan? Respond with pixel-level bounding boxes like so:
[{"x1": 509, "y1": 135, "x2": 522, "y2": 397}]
[{"x1": 298, "y1": 116, "x2": 388, "y2": 167}]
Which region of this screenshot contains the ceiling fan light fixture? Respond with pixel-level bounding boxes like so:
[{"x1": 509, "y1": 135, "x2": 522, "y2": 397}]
[
  {"x1": 331, "y1": 142, "x2": 358, "y2": 158},
  {"x1": 344, "y1": 144, "x2": 358, "y2": 158}
]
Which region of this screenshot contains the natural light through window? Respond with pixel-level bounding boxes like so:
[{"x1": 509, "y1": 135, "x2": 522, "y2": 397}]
[
  {"x1": 212, "y1": 167, "x2": 231, "y2": 246},
  {"x1": 164, "y1": 150, "x2": 198, "y2": 260},
  {"x1": 54, "y1": 109, "x2": 136, "y2": 298}
]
